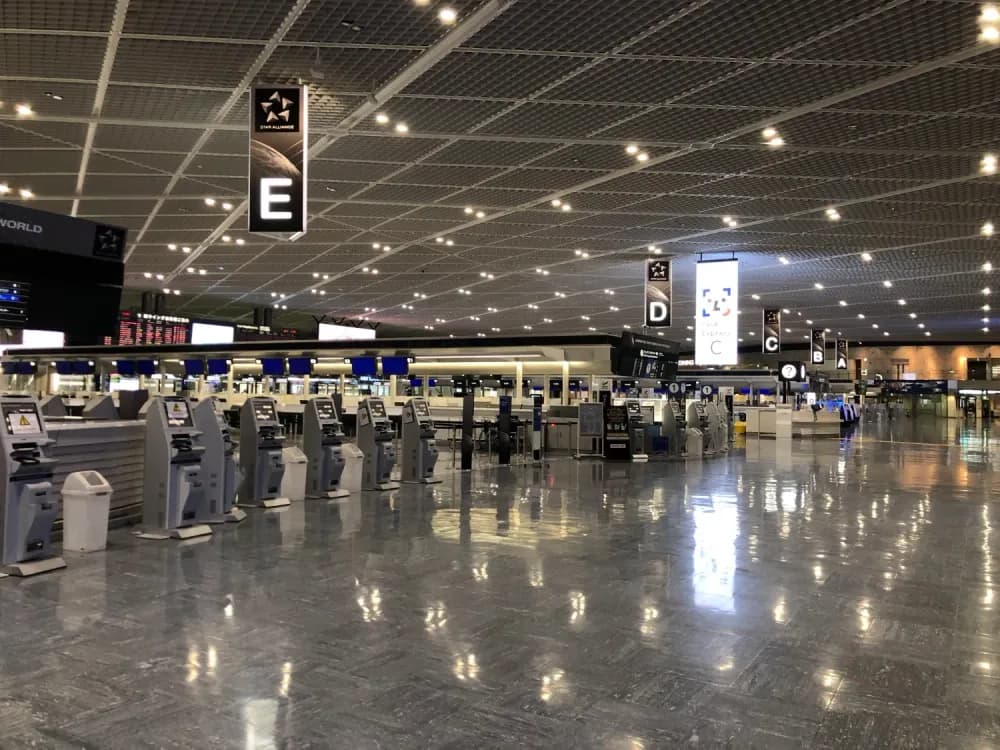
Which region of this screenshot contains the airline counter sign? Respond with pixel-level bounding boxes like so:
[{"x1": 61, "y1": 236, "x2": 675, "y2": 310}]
[
  {"x1": 811, "y1": 328, "x2": 826, "y2": 365},
  {"x1": 695, "y1": 259, "x2": 739, "y2": 366},
  {"x1": 249, "y1": 85, "x2": 308, "y2": 234},
  {"x1": 644, "y1": 258, "x2": 672, "y2": 327},
  {"x1": 762, "y1": 308, "x2": 781, "y2": 353},
  {"x1": 836, "y1": 338, "x2": 849, "y2": 370}
]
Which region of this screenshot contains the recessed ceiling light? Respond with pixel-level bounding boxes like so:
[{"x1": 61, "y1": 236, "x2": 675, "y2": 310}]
[
  {"x1": 784, "y1": 328, "x2": 792, "y2": 333},
  {"x1": 861, "y1": 252, "x2": 873, "y2": 262},
  {"x1": 761, "y1": 127, "x2": 777, "y2": 140},
  {"x1": 985, "y1": 261, "x2": 994, "y2": 272},
  {"x1": 986, "y1": 327, "x2": 992, "y2": 333},
  {"x1": 898, "y1": 299, "x2": 907, "y2": 305},
  {"x1": 839, "y1": 300, "x2": 847, "y2": 306},
  {"x1": 872, "y1": 323, "x2": 879, "y2": 329},
  {"x1": 445, "y1": 239, "x2": 454, "y2": 246},
  {"x1": 925, "y1": 331, "x2": 931, "y2": 336},
  {"x1": 182, "y1": 246, "x2": 192, "y2": 254},
  {"x1": 985, "y1": 304, "x2": 993, "y2": 311},
  {"x1": 749, "y1": 331, "x2": 756, "y2": 335},
  {"x1": 371, "y1": 269, "x2": 379, "y2": 275},
  {"x1": 475, "y1": 210, "x2": 485, "y2": 219},
  {"x1": 204, "y1": 198, "x2": 216, "y2": 207},
  {"x1": 814, "y1": 282, "x2": 824, "y2": 290},
  {"x1": 555, "y1": 291, "x2": 566, "y2": 297},
  {"x1": 438, "y1": 6, "x2": 458, "y2": 24},
  {"x1": 806, "y1": 319, "x2": 813, "y2": 325},
  {"x1": 857, "y1": 313, "x2": 866, "y2": 319},
  {"x1": 909, "y1": 312, "x2": 917, "y2": 319},
  {"x1": 767, "y1": 136, "x2": 784, "y2": 148},
  {"x1": 883, "y1": 331, "x2": 890, "y2": 336},
  {"x1": 198, "y1": 269, "x2": 206, "y2": 275},
  {"x1": 375, "y1": 112, "x2": 390, "y2": 125},
  {"x1": 581, "y1": 315, "x2": 590, "y2": 321},
  {"x1": 436, "y1": 237, "x2": 444, "y2": 243},
  {"x1": 751, "y1": 294, "x2": 761, "y2": 300},
  {"x1": 14, "y1": 103, "x2": 32, "y2": 117},
  {"x1": 981, "y1": 153, "x2": 998, "y2": 175},
  {"x1": 985, "y1": 287, "x2": 993, "y2": 295},
  {"x1": 0, "y1": 184, "x2": 9, "y2": 196},
  {"x1": 551, "y1": 199, "x2": 562, "y2": 208},
  {"x1": 648, "y1": 245, "x2": 661, "y2": 254},
  {"x1": 395, "y1": 122, "x2": 409, "y2": 134},
  {"x1": 155, "y1": 274, "x2": 164, "y2": 281},
  {"x1": 18, "y1": 188, "x2": 33, "y2": 199},
  {"x1": 222, "y1": 235, "x2": 232, "y2": 243},
  {"x1": 186, "y1": 267, "x2": 195, "y2": 274},
  {"x1": 373, "y1": 243, "x2": 382, "y2": 250},
  {"x1": 782, "y1": 308, "x2": 791, "y2": 314},
  {"x1": 143, "y1": 272, "x2": 152, "y2": 279},
  {"x1": 882, "y1": 280, "x2": 893, "y2": 288},
  {"x1": 825, "y1": 208, "x2": 841, "y2": 221},
  {"x1": 167, "y1": 243, "x2": 178, "y2": 251},
  {"x1": 778, "y1": 256, "x2": 789, "y2": 265},
  {"x1": 560, "y1": 203, "x2": 572, "y2": 212},
  {"x1": 983, "y1": 221, "x2": 995, "y2": 237},
  {"x1": 464, "y1": 207, "x2": 473, "y2": 215},
  {"x1": 625, "y1": 144, "x2": 639, "y2": 156},
  {"x1": 636, "y1": 152, "x2": 650, "y2": 163},
  {"x1": 221, "y1": 202, "x2": 233, "y2": 211},
  {"x1": 918, "y1": 323, "x2": 925, "y2": 329}
]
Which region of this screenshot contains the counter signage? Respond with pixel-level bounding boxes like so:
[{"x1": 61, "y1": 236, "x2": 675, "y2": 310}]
[
  {"x1": 249, "y1": 85, "x2": 308, "y2": 234},
  {"x1": 763, "y1": 308, "x2": 781, "y2": 353},
  {"x1": 779, "y1": 362, "x2": 807, "y2": 382},
  {"x1": 644, "y1": 258, "x2": 672, "y2": 327},
  {"x1": 835, "y1": 338, "x2": 848, "y2": 370},
  {"x1": 695, "y1": 259, "x2": 739, "y2": 365},
  {"x1": 810, "y1": 328, "x2": 826, "y2": 365}
]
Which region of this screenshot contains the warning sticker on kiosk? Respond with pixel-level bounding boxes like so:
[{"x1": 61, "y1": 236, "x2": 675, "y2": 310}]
[{"x1": 5, "y1": 406, "x2": 40, "y2": 435}]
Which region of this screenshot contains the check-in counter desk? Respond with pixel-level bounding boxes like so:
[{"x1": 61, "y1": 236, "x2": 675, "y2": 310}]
[
  {"x1": 744, "y1": 406, "x2": 840, "y2": 439},
  {"x1": 46, "y1": 420, "x2": 145, "y2": 525}
]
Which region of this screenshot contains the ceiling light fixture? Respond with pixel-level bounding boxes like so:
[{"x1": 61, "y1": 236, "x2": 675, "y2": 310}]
[
  {"x1": 236, "y1": 238, "x2": 245, "y2": 245},
  {"x1": 464, "y1": 207, "x2": 473, "y2": 215},
  {"x1": 751, "y1": 294, "x2": 761, "y2": 300},
  {"x1": 475, "y1": 210, "x2": 485, "y2": 219},
  {"x1": 395, "y1": 122, "x2": 409, "y2": 134},
  {"x1": 882, "y1": 280, "x2": 893, "y2": 288},
  {"x1": 375, "y1": 112, "x2": 390, "y2": 125},
  {"x1": 221, "y1": 202, "x2": 233, "y2": 211},
  {"x1": 839, "y1": 300, "x2": 847, "y2": 306},
  {"x1": 814, "y1": 282, "x2": 824, "y2": 290},
  {"x1": 778, "y1": 256, "x2": 789, "y2": 265},
  {"x1": 636, "y1": 152, "x2": 650, "y2": 163},
  {"x1": 898, "y1": 299, "x2": 907, "y2": 305},
  {"x1": 985, "y1": 261, "x2": 994, "y2": 272},
  {"x1": 438, "y1": 6, "x2": 458, "y2": 24},
  {"x1": 825, "y1": 207, "x2": 841, "y2": 221},
  {"x1": 18, "y1": 188, "x2": 33, "y2": 199},
  {"x1": 14, "y1": 103, "x2": 33, "y2": 117},
  {"x1": 143, "y1": 272, "x2": 152, "y2": 279},
  {"x1": 861, "y1": 252, "x2": 873, "y2": 262},
  {"x1": 0, "y1": 184, "x2": 9, "y2": 196},
  {"x1": 648, "y1": 245, "x2": 661, "y2": 254},
  {"x1": 983, "y1": 221, "x2": 995, "y2": 237},
  {"x1": 858, "y1": 313, "x2": 866, "y2": 319},
  {"x1": 204, "y1": 198, "x2": 216, "y2": 207},
  {"x1": 982, "y1": 153, "x2": 998, "y2": 175},
  {"x1": 182, "y1": 246, "x2": 192, "y2": 254},
  {"x1": 561, "y1": 203, "x2": 572, "y2": 212},
  {"x1": 551, "y1": 199, "x2": 562, "y2": 208},
  {"x1": 979, "y1": 5, "x2": 1000, "y2": 42},
  {"x1": 909, "y1": 312, "x2": 917, "y2": 319},
  {"x1": 625, "y1": 144, "x2": 639, "y2": 156}
]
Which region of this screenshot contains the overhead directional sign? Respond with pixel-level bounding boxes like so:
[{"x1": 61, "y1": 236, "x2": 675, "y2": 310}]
[
  {"x1": 763, "y1": 308, "x2": 780, "y2": 353},
  {"x1": 249, "y1": 85, "x2": 308, "y2": 235},
  {"x1": 836, "y1": 338, "x2": 849, "y2": 370},
  {"x1": 779, "y1": 362, "x2": 807, "y2": 382},
  {"x1": 644, "y1": 258, "x2": 672, "y2": 327},
  {"x1": 695, "y1": 259, "x2": 739, "y2": 365},
  {"x1": 811, "y1": 328, "x2": 826, "y2": 365}
]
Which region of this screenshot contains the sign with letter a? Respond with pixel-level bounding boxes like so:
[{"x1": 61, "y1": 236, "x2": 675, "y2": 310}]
[
  {"x1": 644, "y1": 258, "x2": 672, "y2": 327},
  {"x1": 836, "y1": 338, "x2": 849, "y2": 370},
  {"x1": 249, "y1": 85, "x2": 308, "y2": 234}
]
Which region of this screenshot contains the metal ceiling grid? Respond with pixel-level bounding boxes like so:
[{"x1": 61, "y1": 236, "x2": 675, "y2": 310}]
[{"x1": 3, "y1": 0, "x2": 1000, "y2": 342}]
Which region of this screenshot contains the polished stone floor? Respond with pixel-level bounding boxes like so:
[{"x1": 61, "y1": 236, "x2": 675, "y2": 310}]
[{"x1": 4, "y1": 419, "x2": 1000, "y2": 748}]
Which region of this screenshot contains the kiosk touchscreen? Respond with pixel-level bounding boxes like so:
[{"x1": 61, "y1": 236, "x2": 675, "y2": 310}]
[
  {"x1": 140, "y1": 396, "x2": 213, "y2": 540},
  {"x1": 192, "y1": 398, "x2": 246, "y2": 523},
  {"x1": 402, "y1": 398, "x2": 440, "y2": 484},
  {"x1": 357, "y1": 398, "x2": 399, "y2": 491},
  {"x1": 304, "y1": 397, "x2": 350, "y2": 499},
  {"x1": 0, "y1": 396, "x2": 65, "y2": 576},
  {"x1": 686, "y1": 399, "x2": 711, "y2": 457},
  {"x1": 238, "y1": 397, "x2": 291, "y2": 508}
]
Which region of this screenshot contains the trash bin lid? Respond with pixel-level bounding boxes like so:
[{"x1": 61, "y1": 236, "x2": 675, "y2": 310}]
[{"x1": 63, "y1": 470, "x2": 112, "y2": 494}]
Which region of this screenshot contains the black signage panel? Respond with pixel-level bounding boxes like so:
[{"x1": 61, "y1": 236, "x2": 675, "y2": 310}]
[
  {"x1": 249, "y1": 86, "x2": 308, "y2": 234},
  {"x1": 811, "y1": 328, "x2": 826, "y2": 365},
  {"x1": 644, "y1": 258, "x2": 672, "y2": 327},
  {"x1": 763, "y1": 308, "x2": 781, "y2": 353},
  {"x1": 835, "y1": 338, "x2": 849, "y2": 370},
  {"x1": 613, "y1": 332, "x2": 679, "y2": 380}
]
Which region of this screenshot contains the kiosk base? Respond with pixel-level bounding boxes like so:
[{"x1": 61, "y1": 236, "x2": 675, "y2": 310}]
[
  {"x1": 366, "y1": 482, "x2": 400, "y2": 492},
  {"x1": 206, "y1": 508, "x2": 248, "y2": 524},
  {"x1": 1, "y1": 556, "x2": 66, "y2": 577},
  {"x1": 308, "y1": 489, "x2": 351, "y2": 499},
  {"x1": 404, "y1": 478, "x2": 442, "y2": 485},
  {"x1": 136, "y1": 524, "x2": 213, "y2": 541},
  {"x1": 238, "y1": 497, "x2": 291, "y2": 509}
]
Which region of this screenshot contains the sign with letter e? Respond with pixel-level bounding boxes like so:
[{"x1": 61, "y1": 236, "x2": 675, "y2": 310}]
[{"x1": 249, "y1": 85, "x2": 308, "y2": 235}]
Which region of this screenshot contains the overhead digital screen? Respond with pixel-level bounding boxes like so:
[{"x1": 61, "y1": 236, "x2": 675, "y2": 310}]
[
  {"x1": 136, "y1": 360, "x2": 156, "y2": 377},
  {"x1": 350, "y1": 357, "x2": 377, "y2": 376},
  {"x1": 183, "y1": 359, "x2": 205, "y2": 377},
  {"x1": 116, "y1": 361, "x2": 136, "y2": 377},
  {"x1": 287, "y1": 357, "x2": 312, "y2": 376},
  {"x1": 117, "y1": 311, "x2": 190, "y2": 346},
  {"x1": 318, "y1": 323, "x2": 375, "y2": 342},
  {"x1": 381, "y1": 356, "x2": 409, "y2": 376},
  {"x1": 261, "y1": 358, "x2": 285, "y2": 376},
  {"x1": 190, "y1": 322, "x2": 235, "y2": 345},
  {"x1": 207, "y1": 358, "x2": 229, "y2": 376}
]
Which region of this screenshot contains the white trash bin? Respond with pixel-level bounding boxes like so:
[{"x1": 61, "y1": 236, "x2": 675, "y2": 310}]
[
  {"x1": 61, "y1": 471, "x2": 113, "y2": 552},
  {"x1": 280, "y1": 446, "x2": 308, "y2": 502}
]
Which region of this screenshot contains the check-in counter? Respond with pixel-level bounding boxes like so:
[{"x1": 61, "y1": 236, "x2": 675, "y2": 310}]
[
  {"x1": 744, "y1": 407, "x2": 777, "y2": 437},
  {"x1": 744, "y1": 406, "x2": 841, "y2": 439},
  {"x1": 46, "y1": 420, "x2": 145, "y2": 524}
]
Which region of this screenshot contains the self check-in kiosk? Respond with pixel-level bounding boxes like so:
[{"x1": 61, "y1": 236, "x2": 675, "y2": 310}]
[
  {"x1": 304, "y1": 397, "x2": 350, "y2": 499},
  {"x1": 401, "y1": 398, "x2": 440, "y2": 484},
  {"x1": 192, "y1": 398, "x2": 246, "y2": 523},
  {"x1": 238, "y1": 397, "x2": 291, "y2": 508},
  {"x1": 140, "y1": 396, "x2": 213, "y2": 539},
  {"x1": 357, "y1": 398, "x2": 399, "y2": 491},
  {"x1": 0, "y1": 396, "x2": 65, "y2": 576},
  {"x1": 624, "y1": 399, "x2": 648, "y2": 462}
]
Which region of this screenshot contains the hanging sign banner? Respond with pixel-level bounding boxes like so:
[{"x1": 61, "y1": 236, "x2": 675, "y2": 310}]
[
  {"x1": 249, "y1": 85, "x2": 308, "y2": 234},
  {"x1": 644, "y1": 258, "x2": 672, "y2": 327},
  {"x1": 762, "y1": 308, "x2": 781, "y2": 353},
  {"x1": 836, "y1": 338, "x2": 849, "y2": 370},
  {"x1": 811, "y1": 328, "x2": 826, "y2": 365},
  {"x1": 695, "y1": 259, "x2": 739, "y2": 366}
]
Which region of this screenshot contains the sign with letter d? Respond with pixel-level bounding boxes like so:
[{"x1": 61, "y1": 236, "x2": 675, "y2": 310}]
[{"x1": 644, "y1": 258, "x2": 672, "y2": 327}]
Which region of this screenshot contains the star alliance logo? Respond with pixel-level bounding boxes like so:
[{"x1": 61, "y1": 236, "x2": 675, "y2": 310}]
[
  {"x1": 648, "y1": 260, "x2": 670, "y2": 281},
  {"x1": 256, "y1": 90, "x2": 299, "y2": 131},
  {"x1": 93, "y1": 224, "x2": 126, "y2": 259}
]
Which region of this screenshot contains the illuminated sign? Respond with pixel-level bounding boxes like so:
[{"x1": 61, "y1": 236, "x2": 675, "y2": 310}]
[
  {"x1": 249, "y1": 86, "x2": 308, "y2": 234},
  {"x1": 695, "y1": 259, "x2": 739, "y2": 366}
]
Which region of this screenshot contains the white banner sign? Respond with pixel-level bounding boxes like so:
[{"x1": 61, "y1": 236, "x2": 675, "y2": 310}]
[{"x1": 695, "y1": 259, "x2": 739, "y2": 366}]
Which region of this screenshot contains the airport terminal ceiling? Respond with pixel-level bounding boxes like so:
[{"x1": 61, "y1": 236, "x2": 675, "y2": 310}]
[{"x1": 3, "y1": 0, "x2": 1000, "y2": 345}]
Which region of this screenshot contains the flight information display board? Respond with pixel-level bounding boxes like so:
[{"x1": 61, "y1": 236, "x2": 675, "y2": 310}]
[
  {"x1": 0, "y1": 281, "x2": 30, "y2": 325},
  {"x1": 116, "y1": 311, "x2": 190, "y2": 346}
]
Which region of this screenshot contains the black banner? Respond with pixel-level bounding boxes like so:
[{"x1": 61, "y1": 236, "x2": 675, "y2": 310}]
[
  {"x1": 644, "y1": 258, "x2": 671, "y2": 327},
  {"x1": 249, "y1": 86, "x2": 308, "y2": 234},
  {"x1": 762, "y1": 308, "x2": 781, "y2": 353},
  {"x1": 836, "y1": 338, "x2": 849, "y2": 370},
  {"x1": 811, "y1": 328, "x2": 826, "y2": 365}
]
